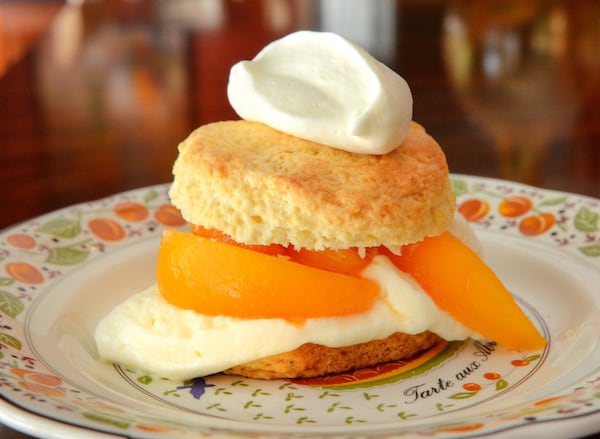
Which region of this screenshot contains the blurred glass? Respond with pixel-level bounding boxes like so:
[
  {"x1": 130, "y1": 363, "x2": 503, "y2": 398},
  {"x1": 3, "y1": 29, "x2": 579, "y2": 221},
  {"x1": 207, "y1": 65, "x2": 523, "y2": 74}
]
[
  {"x1": 441, "y1": 0, "x2": 599, "y2": 186},
  {"x1": 318, "y1": 0, "x2": 397, "y2": 64}
]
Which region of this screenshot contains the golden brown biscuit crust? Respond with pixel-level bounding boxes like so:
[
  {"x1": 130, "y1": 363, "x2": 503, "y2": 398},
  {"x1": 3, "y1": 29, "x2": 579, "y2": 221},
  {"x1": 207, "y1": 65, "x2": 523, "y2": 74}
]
[
  {"x1": 224, "y1": 331, "x2": 442, "y2": 379},
  {"x1": 169, "y1": 120, "x2": 454, "y2": 250}
]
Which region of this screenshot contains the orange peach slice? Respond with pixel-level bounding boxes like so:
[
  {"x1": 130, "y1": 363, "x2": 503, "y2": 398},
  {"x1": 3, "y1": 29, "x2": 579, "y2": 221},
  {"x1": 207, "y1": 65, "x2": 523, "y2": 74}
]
[
  {"x1": 385, "y1": 232, "x2": 546, "y2": 351},
  {"x1": 190, "y1": 224, "x2": 287, "y2": 256},
  {"x1": 157, "y1": 229, "x2": 379, "y2": 319},
  {"x1": 287, "y1": 247, "x2": 378, "y2": 275},
  {"x1": 190, "y1": 225, "x2": 377, "y2": 273}
]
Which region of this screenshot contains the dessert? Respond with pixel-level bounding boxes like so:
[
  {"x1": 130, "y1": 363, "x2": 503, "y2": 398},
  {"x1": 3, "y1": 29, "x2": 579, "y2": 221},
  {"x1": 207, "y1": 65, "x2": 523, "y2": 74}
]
[{"x1": 95, "y1": 31, "x2": 546, "y2": 381}]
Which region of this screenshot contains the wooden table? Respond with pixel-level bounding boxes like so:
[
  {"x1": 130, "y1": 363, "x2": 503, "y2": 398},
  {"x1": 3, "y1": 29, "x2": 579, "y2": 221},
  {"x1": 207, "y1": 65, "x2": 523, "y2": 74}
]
[{"x1": 1, "y1": 1, "x2": 599, "y2": 438}]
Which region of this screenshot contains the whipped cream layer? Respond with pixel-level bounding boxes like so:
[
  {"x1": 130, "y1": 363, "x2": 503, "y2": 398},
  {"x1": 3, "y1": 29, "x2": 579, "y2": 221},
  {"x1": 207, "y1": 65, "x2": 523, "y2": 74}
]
[
  {"x1": 95, "y1": 262, "x2": 477, "y2": 381},
  {"x1": 95, "y1": 216, "x2": 482, "y2": 381},
  {"x1": 227, "y1": 31, "x2": 413, "y2": 155}
]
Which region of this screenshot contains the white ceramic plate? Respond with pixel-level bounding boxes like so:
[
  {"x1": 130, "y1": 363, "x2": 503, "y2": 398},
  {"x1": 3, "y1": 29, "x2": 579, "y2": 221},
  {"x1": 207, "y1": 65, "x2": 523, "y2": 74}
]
[{"x1": 0, "y1": 176, "x2": 599, "y2": 439}]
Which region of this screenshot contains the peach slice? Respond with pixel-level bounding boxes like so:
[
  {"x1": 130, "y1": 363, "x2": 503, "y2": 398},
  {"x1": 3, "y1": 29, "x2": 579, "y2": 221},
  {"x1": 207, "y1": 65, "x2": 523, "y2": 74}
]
[
  {"x1": 385, "y1": 232, "x2": 546, "y2": 351},
  {"x1": 190, "y1": 224, "x2": 287, "y2": 256},
  {"x1": 287, "y1": 247, "x2": 378, "y2": 275},
  {"x1": 157, "y1": 229, "x2": 379, "y2": 319},
  {"x1": 190, "y1": 225, "x2": 377, "y2": 273}
]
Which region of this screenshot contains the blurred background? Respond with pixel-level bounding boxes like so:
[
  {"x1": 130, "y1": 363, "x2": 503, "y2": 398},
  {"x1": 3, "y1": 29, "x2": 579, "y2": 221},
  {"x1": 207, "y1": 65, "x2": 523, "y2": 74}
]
[
  {"x1": 0, "y1": 0, "x2": 598, "y2": 231},
  {"x1": 0, "y1": 1, "x2": 599, "y2": 437}
]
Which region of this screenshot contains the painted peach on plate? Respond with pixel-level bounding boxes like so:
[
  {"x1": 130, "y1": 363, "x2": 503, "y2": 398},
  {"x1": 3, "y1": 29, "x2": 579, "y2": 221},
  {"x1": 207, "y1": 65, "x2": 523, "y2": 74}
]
[
  {"x1": 5, "y1": 262, "x2": 44, "y2": 284},
  {"x1": 11, "y1": 368, "x2": 66, "y2": 397},
  {"x1": 88, "y1": 218, "x2": 126, "y2": 241},
  {"x1": 498, "y1": 195, "x2": 534, "y2": 217},
  {"x1": 154, "y1": 204, "x2": 187, "y2": 226},
  {"x1": 457, "y1": 198, "x2": 490, "y2": 222},
  {"x1": 518, "y1": 213, "x2": 556, "y2": 236},
  {"x1": 113, "y1": 201, "x2": 149, "y2": 222},
  {"x1": 6, "y1": 233, "x2": 36, "y2": 249}
]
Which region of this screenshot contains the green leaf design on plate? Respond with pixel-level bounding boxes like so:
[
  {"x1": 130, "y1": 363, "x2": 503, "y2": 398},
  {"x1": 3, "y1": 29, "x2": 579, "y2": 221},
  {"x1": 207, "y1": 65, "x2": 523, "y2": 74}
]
[
  {"x1": 376, "y1": 403, "x2": 397, "y2": 412},
  {"x1": 451, "y1": 179, "x2": 469, "y2": 197},
  {"x1": 574, "y1": 206, "x2": 599, "y2": 233},
  {"x1": 214, "y1": 387, "x2": 232, "y2": 396},
  {"x1": 144, "y1": 189, "x2": 160, "y2": 204},
  {"x1": 327, "y1": 402, "x2": 352, "y2": 412},
  {"x1": 0, "y1": 290, "x2": 24, "y2": 318},
  {"x1": 36, "y1": 218, "x2": 82, "y2": 238},
  {"x1": 524, "y1": 354, "x2": 541, "y2": 362},
  {"x1": 580, "y1": 244, "x2": 600, "y2": 257},
  {"x1": 397, "y1": 411, "x2": 417, "y2": 420},
  {"x1": 496, "y1": 379, "x2": 509, "y2": 391},
  {"x1": 137, "y1": 375, "x2": 153, "y2": 385},
  {"x1": 539, "y1": 196, "x2": 568, "y2": 207},
  {"x1": 253, "y1": 413, "x2": 273, "y2": 421},
  {"x1": 0, "y1": 332, "x2": 22, "y2": 350},
  {"x1": 0, "y1": 277, "x2": 14, "y2": 286},
  {"x1": 345, "y1": 416, "x2": 366, "y2": 424},
  {"x1": 284, "y1": 404, "x2": 306, "y2": 413},
  {"x1": 82, "y1": 412, "x2": 130, "y2": 430},
  {"x1": 243, "y1": 400, "x2": 261, "y2": 409},
  {"x1": 448, "y1": 391, "x2": 477, "y2": 400},
  {"x1": 46, "y1": 247, "x2": 89, "y2": 265}
]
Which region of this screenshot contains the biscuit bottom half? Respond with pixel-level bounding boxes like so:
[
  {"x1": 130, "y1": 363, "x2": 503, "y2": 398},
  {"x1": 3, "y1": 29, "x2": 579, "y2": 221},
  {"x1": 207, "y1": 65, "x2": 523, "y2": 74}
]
[{"x1": 224, "y1": 331, "x2": 442, "y2": 380}]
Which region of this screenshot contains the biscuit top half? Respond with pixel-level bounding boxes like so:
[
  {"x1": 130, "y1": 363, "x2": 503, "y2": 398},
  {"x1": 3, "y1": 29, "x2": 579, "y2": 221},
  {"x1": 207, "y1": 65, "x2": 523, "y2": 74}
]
[{"x1": 169, "y1": 120, "x2": 455, "y2": 250}]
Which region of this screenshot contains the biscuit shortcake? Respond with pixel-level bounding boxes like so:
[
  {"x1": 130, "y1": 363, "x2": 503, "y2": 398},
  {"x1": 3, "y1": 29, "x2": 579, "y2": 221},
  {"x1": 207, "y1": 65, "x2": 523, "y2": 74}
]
[
  {"x1": 168, "y1": 120, "x2": 454, "y2": 251},
  {"x1": 167, "y1": 120, "x2": 452, "y2": 379}
]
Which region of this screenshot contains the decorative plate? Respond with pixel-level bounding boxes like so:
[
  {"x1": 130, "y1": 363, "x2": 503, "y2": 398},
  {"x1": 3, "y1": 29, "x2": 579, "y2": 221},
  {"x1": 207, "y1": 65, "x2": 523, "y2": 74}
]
[{"x1": 0, "y1": 175, "x2": 599, "y2": 439}]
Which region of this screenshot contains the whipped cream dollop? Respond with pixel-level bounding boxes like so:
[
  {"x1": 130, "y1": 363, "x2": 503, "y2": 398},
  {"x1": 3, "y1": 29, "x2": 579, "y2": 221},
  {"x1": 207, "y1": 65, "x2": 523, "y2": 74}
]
[{"x1": 227, "y1": 31, "x2": 413, "y2": 155}]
